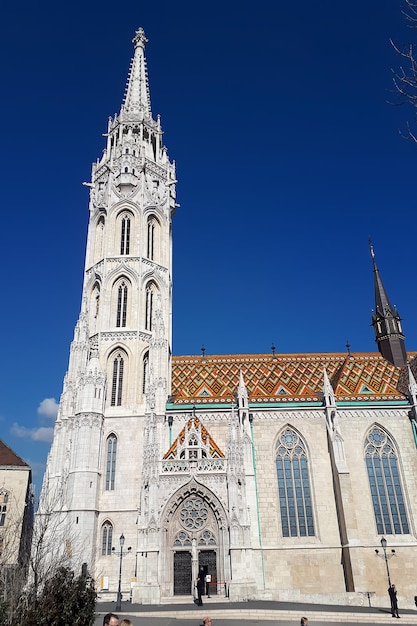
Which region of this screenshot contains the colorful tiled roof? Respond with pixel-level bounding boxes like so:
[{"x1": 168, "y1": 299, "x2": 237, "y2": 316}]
[
  {"x1": 171, "y1": 352, "x2": 417, "y2": 405},
  {"x1": 163, "y1": 416, "x2": 225, "y2": 459}
]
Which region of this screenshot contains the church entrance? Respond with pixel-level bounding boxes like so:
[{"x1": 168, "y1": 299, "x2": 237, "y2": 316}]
[
  {"x1": 198, "y1": 549, "x2": 217, "y2": 595},
  {"x1": 173, "y1": 551, "x2": 192, "y2": 595},
  {"x1": 168, "y1": 491, "x2": 227, "y2": 598}
]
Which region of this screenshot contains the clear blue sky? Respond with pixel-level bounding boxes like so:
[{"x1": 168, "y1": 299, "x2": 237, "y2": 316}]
[{"x1": 1, "y1": 0, "x2": 416, "y2": 492}]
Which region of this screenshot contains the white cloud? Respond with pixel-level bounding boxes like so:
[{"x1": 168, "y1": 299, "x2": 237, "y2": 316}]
[
  {"x1": 11, "y1": 423, "x2": 54, "y2": 443},
  {"x1": 32, "y1": 427, "x2": 54, "y2": 442},
  {"x1": 37, "y1": 398, "x2": 58, "y2": 420},
  {"x1": 9, "y1": 397, "x2": 57, "y2": 448},
  {"x1": 10, "y1": 423, "x2": 30, "y2": 438}
]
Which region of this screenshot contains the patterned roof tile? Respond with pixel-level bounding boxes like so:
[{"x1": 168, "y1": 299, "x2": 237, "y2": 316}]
[{"x1": 171, "y1": 352, "x2": 417, "y2": 404}]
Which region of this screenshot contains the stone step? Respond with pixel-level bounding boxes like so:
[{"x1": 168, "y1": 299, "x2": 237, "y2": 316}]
[
  {"x1": 160, "y1": 595, "x2": 229, "y2": 605},
  {"x1": 124, "y1": 608, "x2": 417, "y2": 624}
]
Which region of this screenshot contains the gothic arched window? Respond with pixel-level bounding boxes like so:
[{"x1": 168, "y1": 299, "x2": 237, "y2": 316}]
[
  {"x1": 101, "y1": 521, "x2": 113, "y2": 555},
  {"x1": 95, "y1": 215, "x2": 105, "y2": 263},
  {"x1": 93, "y1": 284, "x2": 100, "y2": 319},
  {"x1": 173, "y1": 530, "x2": 192, "y2": 546},
  {"x1": 142, "y1": 352, "x2": 149, "y2": 395},
  {"x1": 275, "y1": 428, "x2": 315, "y2": 537},
  {"x1": 110, "y1": 353, "x2": 124, "y2": 407},
  {"x1": 147, "y1": 216, "x2": 159, "y2": 261},
  {"x1": 365, "y1": 425, "x2": 409, "y2": 535},
  {"x1": 116, "y1": 281, "x2": 128, "y2": 328},
  {"x1": 120, "y1": 215, "x2": 130, "y2": 255},
  {"x1": 0, "y1": 491, "x2": 8, "y2": 527},
  {"x1": 105, "y1": 434, "x2": 117, "y2": 490},
  {"x1": 145, "y1": 282, "x2": 158, "y2": 331}
]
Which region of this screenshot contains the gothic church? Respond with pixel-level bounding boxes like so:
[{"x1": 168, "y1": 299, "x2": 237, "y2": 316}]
[{"x1": 40, "y1": 29, "x2": 417, "y2": 607}]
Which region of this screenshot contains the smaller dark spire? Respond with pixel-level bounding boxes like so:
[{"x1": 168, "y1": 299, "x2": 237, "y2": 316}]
[
  {"x1": 271, "y1": 343, "x2": 276, "y2": 359},
  {"x1": 369, "y1": 242, "x2": 407, "y2": 368},
  {"x1": 201, "y1": 344, "x2": 206, "y2": 359},
  {"x1": 345, "y1": 341, "x2": 351, "y2": 357}
]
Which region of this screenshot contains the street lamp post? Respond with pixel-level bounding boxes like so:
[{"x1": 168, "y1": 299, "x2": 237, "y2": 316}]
[
  {"x1": 113, "y1": 534, "x2": 132, "y2": 612},
  {"x1": 375, "y1": 536, "x2": 396, "y2": 587}
]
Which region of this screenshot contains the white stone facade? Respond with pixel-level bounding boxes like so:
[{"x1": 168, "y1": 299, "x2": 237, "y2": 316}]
[
  {"x1": 0, "y1": 441, "x2": 33, "y2": 568},
  {"x1": 40, "y1": 30, "x2": 417, "y2": 609}
]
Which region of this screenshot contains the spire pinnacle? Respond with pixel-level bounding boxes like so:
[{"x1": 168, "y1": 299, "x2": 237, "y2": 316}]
[
  {"x1": 369, "y1": 237, "x2": 376, "y2": 269},
  {"x1": 369, "y1": 241, "x2": 395, "y2": 316},
  {"x1": 133, "y1": 27, "x2": 148, "y2": 49},
  {"x1": 370, "y1": 242, "x2": 407, "y2": 367},
  {"x1": 322, "y1": 368, "x2": 336, "y2": 408},
  {"x1": 121, "y1": 27, "x2": 152, "y2": 119}
]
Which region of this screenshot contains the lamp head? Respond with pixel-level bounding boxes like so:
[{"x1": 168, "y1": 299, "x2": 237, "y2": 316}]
[
  {"x1": 120, "y1": 533, "x2": 125, "y2": 547},
  {"x1": 381, "y1": 537, "x2": 387, "y2": 549}
]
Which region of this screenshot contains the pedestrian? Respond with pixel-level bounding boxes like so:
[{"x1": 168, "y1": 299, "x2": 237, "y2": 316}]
[
  {"x1": 120, "y1": 620, "x2": 133, "y2": 626},
  {"x1": 103, "y1": 614, "x2": 119, "y2": 626},
  {"x1": 301, "y1": 618, "x2": 309, "y2": 626},
  {"x1": 196, "y1": 569, "x2": 205, "y2": 606},
  {"x1": 388, "y1": 584, "x2": 400, "y2": 618},
  {"x1": 200, "y1": 618, "x2": 212, "y2": 626}
]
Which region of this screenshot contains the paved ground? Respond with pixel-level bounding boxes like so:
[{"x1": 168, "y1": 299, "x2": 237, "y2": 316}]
[{"x1": 94, "y1": 598, "x2": 417, "y2": 626}]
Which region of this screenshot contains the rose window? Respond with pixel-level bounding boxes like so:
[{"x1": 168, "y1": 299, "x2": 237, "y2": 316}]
[{"x1": 179, "y1": 497, "x2": 208, "y2": 530}]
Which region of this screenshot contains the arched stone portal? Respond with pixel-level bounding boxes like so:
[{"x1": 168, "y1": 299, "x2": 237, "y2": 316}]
[{"x1": 160, "y1": 480, "x2": 229, "y2": 598}]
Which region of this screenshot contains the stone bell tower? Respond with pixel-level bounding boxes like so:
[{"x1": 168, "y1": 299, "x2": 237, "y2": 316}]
[{"x1": 40, "y1": 28, "x2": 177, "y2": 581}]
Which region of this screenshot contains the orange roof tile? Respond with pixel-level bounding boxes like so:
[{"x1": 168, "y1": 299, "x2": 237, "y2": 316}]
[
  {"x1": 171, "y1": 352, "x2": 417, "y2": 404},
  {"x1": 163, "y1": 416, "x2": 225, "y2": 459}
]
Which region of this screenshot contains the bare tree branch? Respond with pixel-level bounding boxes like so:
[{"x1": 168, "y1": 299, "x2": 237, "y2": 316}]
[{"x1": 391, "y1": 0, "x2": 417, "y2": 141}]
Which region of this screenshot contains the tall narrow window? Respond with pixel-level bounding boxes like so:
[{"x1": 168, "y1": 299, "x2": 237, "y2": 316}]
[
  {"x1": 276, "y1": 428, "x2": 315, "y2": 537},
  {"x1": 142, "y1": 352, "x2": 149, "y2": 395},
  {"x1": 101, "y1": 521, "x2": 113, "y2": 555},
  {"x1": 116, "y1": 282, "x2": 128, "y2": 327},
  {"x1": 105, "y1": 435, "x2": 117, "y2": 490},
  {"x1": 147, "y1": 217, "x2": 155, "y2": 260},
  {"x1": 0, "y1": 492, "x2": 8, "y2": 527},
  {"x1": 111, "y1": 353, "x2": 124, "y2": 406},
  {"x1": 120, "y1": 216, "x2": 130, "y2": 255},
  {"x1": 365, "y1": 426, "x2": 409, "y2": 535},
  {"x1": 146, "y1": 216, "x2": 160, "y2": 262},
  {"x1": 95, "y1": 216, "x2": 105, "y2": 263},
  {"x1": 91, "y1": 282, "x2": 100, "y2": 318},
  {"x1": 145, "y1": 284, "x2": 156, "y2": 331}
]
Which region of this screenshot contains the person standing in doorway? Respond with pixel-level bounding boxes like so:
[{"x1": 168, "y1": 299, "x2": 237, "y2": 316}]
[
  {"x1": 389, "y1": 584, "x2": 400, "y2": 618},
  {"x1": 196, "y1": 569, "x2": 205, "y2": 606}
]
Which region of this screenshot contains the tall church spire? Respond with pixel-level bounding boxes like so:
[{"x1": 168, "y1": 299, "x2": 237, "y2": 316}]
[
  {"x1": 121, "y1": 28, "x2": 151, "y2": 120},
  {"x1": 370, "y1": 242, "x2": 407, "y2": 368},
  {"x1": 40, "y1": 29, "x2": 177, "y2": 578}
]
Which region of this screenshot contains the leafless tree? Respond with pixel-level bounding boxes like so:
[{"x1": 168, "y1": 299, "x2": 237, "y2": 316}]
[
  {"x1": 0, "y1": 476, "x2": 83, "y2": 624},
  {"x1": 391, "y1": 0, "x2": 417, "y2": 141},
  {"x1": 0, "y1": 493, "x2": 32, "y2": 624},
  {"x1": 28, "y1": 475, "x2": 81, "y2": 595}
]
